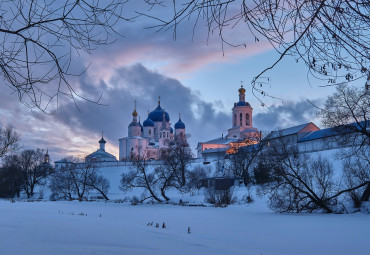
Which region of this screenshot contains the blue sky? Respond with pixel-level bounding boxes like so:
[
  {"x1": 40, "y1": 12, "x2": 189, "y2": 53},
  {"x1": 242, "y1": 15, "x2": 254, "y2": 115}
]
[{"x1": 0, "y1": 1, "x2": 367, "y2": 161}]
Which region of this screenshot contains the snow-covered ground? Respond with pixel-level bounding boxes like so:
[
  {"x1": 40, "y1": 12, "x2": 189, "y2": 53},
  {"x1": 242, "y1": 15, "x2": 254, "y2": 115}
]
[
  {"x1": 2, "y1": 148, "x2": 368, "y2": 255},
  {"x1": 1, "y1": 199, "x2": 369, "y2": 255}
]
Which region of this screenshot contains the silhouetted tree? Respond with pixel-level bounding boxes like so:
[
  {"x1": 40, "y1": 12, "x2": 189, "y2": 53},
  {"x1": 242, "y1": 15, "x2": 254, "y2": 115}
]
[
  {"x1": 318, "y1": 84, "x2": 370, "y2": 204},
  {"x1": 0, "y1": 125, "x2": 21, "y2": 159},
  {"x1": 142, "y1": 0, "x2": 370, "y2": 102},
  {"x1": 0, "y1": 158, "x2": 24, "y2": 198},
  {"x1": 259, "y1": 139, "x2": 368, "y2": 213},
  {"x1": 160, "y1": 133, "x2": 192, "y2": 187},
  {"x1": 49, "y1": 157, "x2": 110, "y2": 200},
  {"x1": 18, "y1": 149, "x2": 51, "y2": 198},
  {"x1": 0, "y1": 0, "x2": 130, "y2": 111},
  {"x1": 120, "y1": 155, "x2": 162, "y2": 202}
]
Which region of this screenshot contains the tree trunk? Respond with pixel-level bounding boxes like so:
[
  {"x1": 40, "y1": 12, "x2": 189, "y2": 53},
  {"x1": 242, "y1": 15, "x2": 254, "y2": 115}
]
[
  {"x1": 161, "y1": 187, "x2": 170, "y2": 201},
  {"x1": 93, "y1": 186, "x2": 109, "y2": 200},
  {"x1": 360, "y1": 183, "x2": 370, "y2": 202}
]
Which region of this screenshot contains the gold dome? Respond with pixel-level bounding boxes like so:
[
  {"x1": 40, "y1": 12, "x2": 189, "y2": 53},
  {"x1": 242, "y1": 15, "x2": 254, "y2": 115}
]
[
  {"x1": 132, "y1": 109, "x2": 138, "y2": 117},
  {"x1": 238, "y1": 85, "x2": 246, "y2": 94}
]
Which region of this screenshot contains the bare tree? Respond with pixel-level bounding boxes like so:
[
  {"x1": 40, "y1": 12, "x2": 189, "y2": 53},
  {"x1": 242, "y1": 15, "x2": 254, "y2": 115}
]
[
  {"x1": 0, "y1": 0, "x2": 130, "y2": 111},
  {"x1": 49, "y1": 165, "x2": 75, "y2": 200},
  {"x1": 227, "y1": 134, "x2": 268, "y2": 186},
  {"x1": 18, "y1": 149, "x2": 51, "y2": 198},
  {"x1": 160, "y1": 133, "x2": 192, "y2": 187},
  {"x1": 142, "y1": 0, "x2": 370, "y2": 102},
  {"x1": 0, "y1": 155, "x2": 24, "y2": 198},
  {"x1": 342, "y1": 146, "x2": 370, "y2": 206},
  {"x1": 154, "y1": 165, "x2": 177, "y2": 201},
  {"x1": 318, "y1": 84, "x2": 369, "y2": 144},
  {"x1": 187, "y1": 165, "x2": 210, "y2": 194},
  {"x1": 317, "y1": 84, "x2": 370, "y2": 204},
  {"x1": 86, "y1": 174, "x2": 110, "y2": 201},
  {"x1": 120, "y1": 157, "x2": 163, "y2": 202},
  {"x1": 50, "y1": 157, "x2": 110, "y2": 200},
  {"x1": 259, "y1": 139, "x2": 368, "y2": 213},
  {"x1": 0, "y1": 125, "x2": 21, "y2": 159}
]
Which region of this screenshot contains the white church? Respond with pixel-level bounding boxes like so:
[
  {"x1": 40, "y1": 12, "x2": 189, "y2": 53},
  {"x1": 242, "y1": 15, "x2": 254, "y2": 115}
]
[{"x1": 118, "y1": 98, "x2": 187, "y2": 161}]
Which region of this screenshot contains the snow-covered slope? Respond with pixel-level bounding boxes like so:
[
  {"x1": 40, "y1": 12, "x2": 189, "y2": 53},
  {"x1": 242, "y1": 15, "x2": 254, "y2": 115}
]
[{"x1": 1, "y1": 200, "x2": 369, "y2": 255}]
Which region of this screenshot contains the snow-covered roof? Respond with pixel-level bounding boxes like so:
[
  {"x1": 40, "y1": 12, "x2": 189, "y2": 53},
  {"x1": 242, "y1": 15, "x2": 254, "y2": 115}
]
[
  {"x1": 201, "y1": 137, "x2": 238, "y2": 145},
  {"x1": 202, "y1": 147, "x2": 228, "y2": 154},
  {"x1": 85, "y1": 149, "x2": 117, "y2": 161},
  {"x1": 269, "y1": 122, "x2": 317, "y2": 138},
  {"x1": 54, "y1": 159, "x2": 74, "y2": 164},
  {"x1": 299, "y1": 121, "x2": 369, "y2": 142},
  {"x1": 119, "y1": 136, "x2": 148, "y2": 140}
]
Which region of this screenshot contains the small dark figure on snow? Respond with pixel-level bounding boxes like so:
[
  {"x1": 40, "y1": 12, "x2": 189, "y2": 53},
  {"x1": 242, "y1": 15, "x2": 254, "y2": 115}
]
[
  {"x1": 162, "y1": 222, "x2": 166, "y2": 229},
  {"x1": 188, "y1": 227, "x2": 191, "y2": 234}
]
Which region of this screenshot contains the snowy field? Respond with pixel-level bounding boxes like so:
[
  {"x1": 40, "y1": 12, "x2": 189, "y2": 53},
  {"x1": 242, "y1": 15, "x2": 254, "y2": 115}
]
[{"x1": 1, "y1": 199, "x2": 369, "y2": 255}]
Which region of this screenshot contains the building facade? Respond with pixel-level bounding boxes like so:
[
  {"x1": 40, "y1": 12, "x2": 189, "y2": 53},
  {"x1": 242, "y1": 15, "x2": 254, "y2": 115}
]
[
  {"x1": 118, "y1": 98, "x2": 188, "y2": 161},
  {"x1": 197, "y1": 85, "x2": 260, "y2": 158}
]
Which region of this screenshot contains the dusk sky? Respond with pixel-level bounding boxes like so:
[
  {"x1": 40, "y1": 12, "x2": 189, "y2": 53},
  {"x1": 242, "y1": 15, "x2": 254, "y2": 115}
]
[{"x1": 0, "y1": 2, "x2": 366, "y2": 161}]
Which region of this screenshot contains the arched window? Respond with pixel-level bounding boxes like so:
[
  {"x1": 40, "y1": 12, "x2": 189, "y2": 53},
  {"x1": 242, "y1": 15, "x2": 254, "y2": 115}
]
[
  {"x1": 234, "y1": 114, "x2": 236, "y2": 126},
  {"x1": 149, "y1": 129, "x2": 151, "y2": 135},
  {"x1": 246, "y1": 113, "x2": 250, "y2": 126},
  {"x1": 240, "y1": 113, "x2": 243, "y2": 126}
]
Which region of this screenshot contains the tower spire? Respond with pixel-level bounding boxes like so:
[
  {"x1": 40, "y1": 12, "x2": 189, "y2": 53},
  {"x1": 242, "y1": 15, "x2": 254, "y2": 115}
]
[
  {"x1": 132, "y1": 99, "x2": 138, "y2": 118},
  {"x1": 158, "y1": 96, "x2": 161, "y2": 105},
  {"x1": 44, "y1": 148, "x2": 50, "y2": 163},
  {"x1": 238, "y1": 83, "x2": 246, "y2": 102}
]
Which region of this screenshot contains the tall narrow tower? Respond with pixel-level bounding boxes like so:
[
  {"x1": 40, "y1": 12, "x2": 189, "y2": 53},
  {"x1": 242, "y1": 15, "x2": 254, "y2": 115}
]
[
  {"x1": 227, "y1": 85, "x2": 255, "y2": 139},
  {"x1": 128, "y1": 101, "x2": 141, "y2": 137}
]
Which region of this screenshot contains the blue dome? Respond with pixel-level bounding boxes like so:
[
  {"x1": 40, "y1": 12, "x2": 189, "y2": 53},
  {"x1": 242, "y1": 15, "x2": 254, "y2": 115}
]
[
  {"x1": 175, "y1": 119, "x2": 185, "y2": 129},
  {"x1": 236, "y1": 101, "x2": 251, "y2": 107},
  {"x1": 170, "y1": 127, "x2": 174, "y2": 134},
  {"x1": 143, "y1": 117, "x2": 154, "y2": 127},
  {"x1": 149, "y1": 105, "x2": 170, "y2": 122}
]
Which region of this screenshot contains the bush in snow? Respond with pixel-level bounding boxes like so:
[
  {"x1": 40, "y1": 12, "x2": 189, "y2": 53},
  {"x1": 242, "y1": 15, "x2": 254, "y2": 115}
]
[{"x1": 204, "y1": 187, "x2": 234, "y2": 207}]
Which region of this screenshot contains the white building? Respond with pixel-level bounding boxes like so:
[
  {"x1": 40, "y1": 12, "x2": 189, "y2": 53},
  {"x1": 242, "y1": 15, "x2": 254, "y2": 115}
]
[
  {"x1": 118, "y1": 98, "x2": 188, "y2": 161},
  {"x1": 85, "y1": 136, "x2": 118, "y2": 162},
  {"x1": 197, "y1": 85, "x2": 260, "y2": 158}
]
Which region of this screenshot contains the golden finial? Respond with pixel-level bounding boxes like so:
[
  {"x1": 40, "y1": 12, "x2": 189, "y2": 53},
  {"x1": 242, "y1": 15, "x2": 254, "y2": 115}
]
[
  {"x1": 132, "y1": 99, "x2": 138, "y2": 117},
  {"x1": 158, "y1": 96, "x2": 161, "y2": 105},
  {"x1": 238, "y1": 83, "x2": 246, "y2": 94}
]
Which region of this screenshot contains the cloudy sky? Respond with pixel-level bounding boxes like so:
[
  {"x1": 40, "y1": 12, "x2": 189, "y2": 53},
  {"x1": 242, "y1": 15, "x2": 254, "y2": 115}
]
[{"x1": 0, "y1": 2, "x2": 365, "y2": 161}]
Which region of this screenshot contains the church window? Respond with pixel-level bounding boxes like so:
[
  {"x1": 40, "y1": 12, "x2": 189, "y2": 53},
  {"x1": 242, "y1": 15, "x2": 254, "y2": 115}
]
[
  {"x1": 246, "y1": 113, "x2": 250, "y2": 126},
  {"x1": 160, "y1": 133, "x2": 162, "y2": 138},
  {"x1": 167, "y1": 132, "x2": 168, "y2": 138},
  {"x1": 240, "y1": 113, "x2": 243, "y2": 126},
  {"x1": 234, "y1": 114, "x2": 236, "y2": 126},
  {"x1": 149, "y1": 129, "x2": 151, "y2": 135}
]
